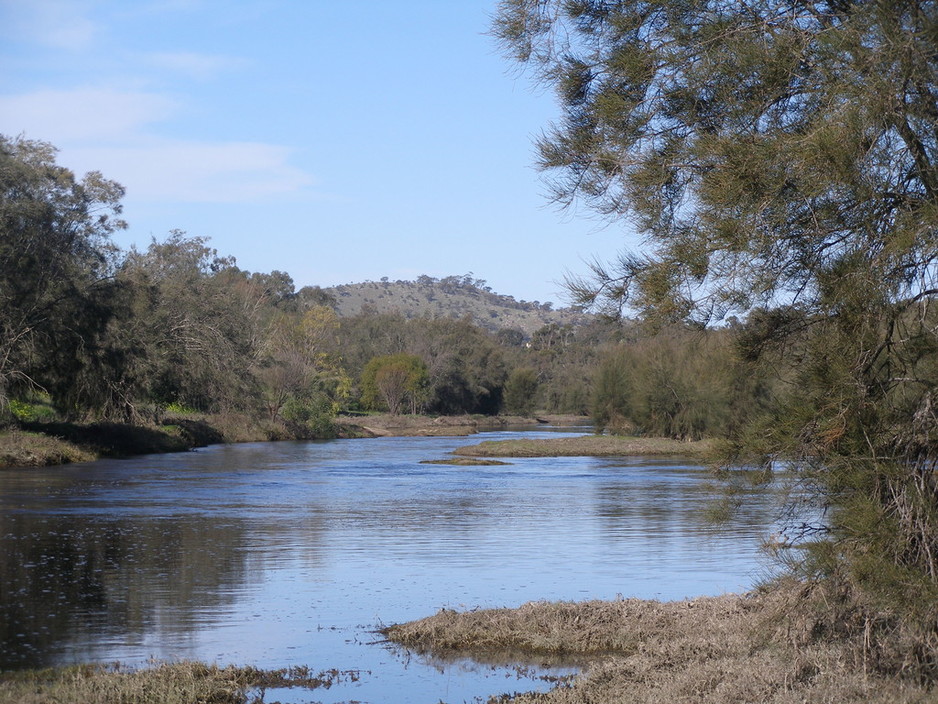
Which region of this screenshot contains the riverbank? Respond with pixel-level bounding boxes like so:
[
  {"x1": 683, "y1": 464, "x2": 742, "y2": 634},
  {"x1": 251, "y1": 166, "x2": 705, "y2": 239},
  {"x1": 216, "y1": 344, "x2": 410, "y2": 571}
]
[
  {"x1": 0, "y1": 413, "x2": 586, "y2": 469},
  {"x1": 333, "y1": 412, "x2": 546, "y2": 437},
  {"x1": 3, "y1": 589, "x2": 931, "y2": 704},
  {"x1": 384, "y1": 582, "x2": 935, "y2": 703},
  {"x1": 0, "y1": 414, "x2": 254, "y2": 468},
  {"x1": 0, "y1": 661, "x2": 363, "y2": 704}
]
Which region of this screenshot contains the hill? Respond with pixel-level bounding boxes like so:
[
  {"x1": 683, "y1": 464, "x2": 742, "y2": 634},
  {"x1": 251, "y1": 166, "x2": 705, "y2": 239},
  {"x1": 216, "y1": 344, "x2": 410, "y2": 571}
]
[{"x1": 320, "y1": 274, "x2": 590, "y2": 337}]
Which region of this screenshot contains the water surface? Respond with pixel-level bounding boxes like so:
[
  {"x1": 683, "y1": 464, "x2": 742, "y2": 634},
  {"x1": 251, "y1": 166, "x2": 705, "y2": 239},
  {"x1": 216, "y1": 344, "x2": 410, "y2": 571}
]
[{"x1": 0, "y1": 428, "x2": 779, "y2": 702}]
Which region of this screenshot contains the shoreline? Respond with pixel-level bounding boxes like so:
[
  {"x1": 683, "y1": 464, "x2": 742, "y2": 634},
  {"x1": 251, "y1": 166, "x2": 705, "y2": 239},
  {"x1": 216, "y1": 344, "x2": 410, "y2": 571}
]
[
  {"x1": 3, "y1": 585, "x2": 931, "y2": 703},
  {"x1": 383, "y1": 584, "x2": 934, "y2": 703},
  {"x1": 0, "y1": 413, "x2": 590, "y2": 470}
]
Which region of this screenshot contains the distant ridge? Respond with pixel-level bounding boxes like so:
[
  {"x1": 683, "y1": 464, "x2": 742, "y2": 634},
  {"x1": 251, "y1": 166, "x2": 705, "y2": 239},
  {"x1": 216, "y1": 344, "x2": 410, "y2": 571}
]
[{"x1": 321, "y1": 274, "x2": 590, "y2": 337}]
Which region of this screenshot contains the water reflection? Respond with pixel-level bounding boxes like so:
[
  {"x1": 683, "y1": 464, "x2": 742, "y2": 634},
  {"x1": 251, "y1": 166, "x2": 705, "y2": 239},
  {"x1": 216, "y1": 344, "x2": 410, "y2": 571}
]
[
  {"x1": 0, "y1": 513, "x2": 253, "y2": 666},
  {"x1": 0, "y1": 430, "x2": 780, "y2": 702}
]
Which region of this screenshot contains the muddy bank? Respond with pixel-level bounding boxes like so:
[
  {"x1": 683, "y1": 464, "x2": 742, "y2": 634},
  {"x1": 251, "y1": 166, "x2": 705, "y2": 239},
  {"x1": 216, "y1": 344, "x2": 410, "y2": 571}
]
[{"x1": 384, "y1": 585, "x2": 935, "y2": 703}]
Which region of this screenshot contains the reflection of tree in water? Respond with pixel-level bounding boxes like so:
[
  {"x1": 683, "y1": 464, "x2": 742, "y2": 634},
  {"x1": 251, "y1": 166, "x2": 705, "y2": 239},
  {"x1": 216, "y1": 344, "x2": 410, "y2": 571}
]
[
  {"x1": 0, "y1": 513, "x2": 252, "y2": 668},
  {"x1": 592, "y1": 464, "x2": 779, "y2": 540}
]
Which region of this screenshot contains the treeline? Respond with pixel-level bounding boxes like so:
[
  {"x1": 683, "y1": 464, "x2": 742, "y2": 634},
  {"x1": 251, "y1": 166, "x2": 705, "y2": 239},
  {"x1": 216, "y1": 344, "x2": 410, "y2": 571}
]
[
  {"x1": 591, "y1": 324, "x2": 774, "y2": 442},
  {"x1": 0, "y1": 133, "x2": 809, "y2": 451},
  {"x1": 0, "y1": 135, "x2": 633, "y2": 436}
]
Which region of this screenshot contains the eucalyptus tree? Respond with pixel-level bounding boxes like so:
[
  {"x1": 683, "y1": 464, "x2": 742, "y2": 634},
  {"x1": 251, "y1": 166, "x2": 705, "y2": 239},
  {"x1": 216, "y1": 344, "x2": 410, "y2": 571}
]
[
  {"x1": 0, "y1": 135, "x2": 126, "y2": 418},
  {"x1": 494, "y1": 1, "x2": 938, "y2": 623},
  {"x1": 360, "y1": 353, "x2": 429, "y2": 415},
  {"x1": 119, "y1": 232, "x2": 261, "y2": 413}
]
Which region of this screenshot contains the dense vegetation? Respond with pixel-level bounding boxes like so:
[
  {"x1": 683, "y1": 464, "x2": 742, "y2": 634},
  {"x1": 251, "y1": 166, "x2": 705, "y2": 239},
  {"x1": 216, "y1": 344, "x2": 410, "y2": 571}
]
[
  {"x1": 494, "y1": 0, "x2": 938, "y2": 681},
  {"x1": 0, "y1": 134, "x2": 635, "y2": 438}
]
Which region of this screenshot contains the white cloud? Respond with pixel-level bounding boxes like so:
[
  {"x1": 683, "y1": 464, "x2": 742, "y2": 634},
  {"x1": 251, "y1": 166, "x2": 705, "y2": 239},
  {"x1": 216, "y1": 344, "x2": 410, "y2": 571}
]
[
  {"x1": 144, "y1": 51, "x2": 248, "y2": 80},
  {"x1": 66, "y1": 139, "x2": 315, "y2": 203},
  {"x1": 0, "y1": 87, "x2": 177, "y2": 142},
  {"x1": 0, "y1": 83, "x2": 315, "y2": 204},
  {"x1": 1, "y1": 0, "x2": 97, "y2": 50}
]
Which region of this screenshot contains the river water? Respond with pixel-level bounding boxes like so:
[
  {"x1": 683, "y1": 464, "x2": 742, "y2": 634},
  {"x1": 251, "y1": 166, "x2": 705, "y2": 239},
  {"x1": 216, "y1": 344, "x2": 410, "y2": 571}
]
[{"x1": 0, "y1": 427, "x2": 781, "y2": 702}]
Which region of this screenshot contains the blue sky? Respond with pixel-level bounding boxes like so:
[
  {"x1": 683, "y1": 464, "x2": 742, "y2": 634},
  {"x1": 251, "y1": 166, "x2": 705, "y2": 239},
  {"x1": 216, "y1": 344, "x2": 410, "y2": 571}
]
[{"x1": 0, "y1": 0, "x2": 630, "y2": 305}]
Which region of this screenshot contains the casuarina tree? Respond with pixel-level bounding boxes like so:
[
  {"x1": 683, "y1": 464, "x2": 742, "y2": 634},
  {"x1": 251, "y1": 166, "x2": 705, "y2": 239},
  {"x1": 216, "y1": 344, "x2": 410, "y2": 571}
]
[{"x1": 494, "y1": 0, "x2": 938, "y2": 635}]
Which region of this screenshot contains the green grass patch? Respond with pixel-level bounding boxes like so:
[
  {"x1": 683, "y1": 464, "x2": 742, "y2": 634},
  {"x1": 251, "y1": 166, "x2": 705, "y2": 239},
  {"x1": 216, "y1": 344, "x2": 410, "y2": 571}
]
[{"x1": 8, "y1": 398, "x2": 57, "y2": 423}]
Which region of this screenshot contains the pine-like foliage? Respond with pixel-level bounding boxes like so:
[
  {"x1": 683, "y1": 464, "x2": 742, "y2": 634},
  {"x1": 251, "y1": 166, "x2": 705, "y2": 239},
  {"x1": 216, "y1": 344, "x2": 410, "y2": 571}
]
[{"x1": 495, "y1": 0, "x2": 938, "y2": 644}]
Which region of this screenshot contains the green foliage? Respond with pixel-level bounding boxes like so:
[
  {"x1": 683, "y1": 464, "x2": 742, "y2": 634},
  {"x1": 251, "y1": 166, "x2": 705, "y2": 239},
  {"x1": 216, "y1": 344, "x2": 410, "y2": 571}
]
[
  {"x1": 341, "y1": 314, "x2": 508, "y2": 415},
  {"x1": 503, "y1": 368, "x2": 539, "y2": 416},
  {"x1": 592, "y1": 327, "x2": 770, "y2": 440},
  {"x1": 165, "y1": 402, "x2": 197, "y2": 415},
  {"x1": 591, "y1": 350, "x2": 634, "y2": 434},
  {"x1": 360, "y1": 353, "x2": 430, "y2": 415},
  {"x1": 116, "y1": 231, "x2": 262, "y2": 414},
  {"x1": 8, "y1": 398, "x2": 56, "y2": 423},
  {"x1": 280, "y1": 395, "x2": 337, "y2": 438},
  {"x1": 495, "y1": 0, "x2": 938, "y2": 637},
  {"x1": 0, "y1": 135, "x2": 126, "y2": 416}
]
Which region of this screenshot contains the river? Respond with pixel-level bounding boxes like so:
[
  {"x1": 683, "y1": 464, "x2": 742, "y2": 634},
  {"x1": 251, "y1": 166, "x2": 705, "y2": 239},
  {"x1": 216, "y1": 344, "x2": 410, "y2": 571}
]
[{"x1": 0, "y1": 427, "x2": 781, "y2": 702}]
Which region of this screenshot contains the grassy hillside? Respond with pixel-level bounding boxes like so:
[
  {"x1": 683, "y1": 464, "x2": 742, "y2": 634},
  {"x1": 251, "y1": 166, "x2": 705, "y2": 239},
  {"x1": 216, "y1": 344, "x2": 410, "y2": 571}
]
[{"x1": 323, "y1": 274, "x2": 590, "y2": 336}]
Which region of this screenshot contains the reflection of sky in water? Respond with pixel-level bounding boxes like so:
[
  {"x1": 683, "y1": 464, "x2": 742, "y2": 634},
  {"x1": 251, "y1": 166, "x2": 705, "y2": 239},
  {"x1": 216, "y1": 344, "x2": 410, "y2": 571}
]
[{"x1": 0, "y1": 428, "x2": 783, "y2": 702}]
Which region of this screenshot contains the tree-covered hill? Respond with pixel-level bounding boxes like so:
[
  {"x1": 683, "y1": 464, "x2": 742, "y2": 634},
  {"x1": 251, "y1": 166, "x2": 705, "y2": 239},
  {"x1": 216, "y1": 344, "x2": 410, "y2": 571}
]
[{"x1": 321, "y1": 274, "x2": 590, "y2": 337}]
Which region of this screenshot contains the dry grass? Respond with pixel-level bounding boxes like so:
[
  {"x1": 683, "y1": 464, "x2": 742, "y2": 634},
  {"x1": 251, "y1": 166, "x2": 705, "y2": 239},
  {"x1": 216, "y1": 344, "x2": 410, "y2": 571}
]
[
  {"x1": 453, "y1": 434, "x2": 712, "y2": 458},
  {"x1": 384, "y1": 583, "x2": 937, "y2": 703},
  {"x1": 0, "y1": 661, "x2": 362, "y2": 704},
  {"x1": 0, "y1": 429, "x2": 94, "y2": 467}
]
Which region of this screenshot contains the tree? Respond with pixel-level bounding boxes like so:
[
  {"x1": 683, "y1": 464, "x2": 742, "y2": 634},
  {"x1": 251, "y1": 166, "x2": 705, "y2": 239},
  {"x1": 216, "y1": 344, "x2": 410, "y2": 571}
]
[
  {"x1": 0, "y1": 135, "x2": 126, "y2": 418},
  {"x1": 495, "y1": 0, "x2": 938, "y2": 635},
  {"x1": 360, "y1": 354, "x2": 429, "y2": 415},
  {"x1": 503, "y1": 367, "x2": 539, "y2": 416},
  {"x1": 258, "y1": 305, "x2": 349, "y2": 426},
  {"x1": 406, "y1": 317, "x2": 507, "y2": 415},
  {"x1": 118, "y1": 232, "x2": 260, "y2": 413}
]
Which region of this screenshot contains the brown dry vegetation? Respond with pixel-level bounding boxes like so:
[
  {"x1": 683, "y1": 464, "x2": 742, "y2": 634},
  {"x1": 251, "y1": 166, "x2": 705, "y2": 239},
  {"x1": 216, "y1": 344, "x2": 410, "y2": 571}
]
[
  {"x1": 384, "y1": 582, "x2": 936, "y2": 703},
  {"x1": 453, "y1": 434, "x2": 712, "y2": 458},
  {"x1": 0, "y1": 430, "x2": 94, "y2": 467},
  {"x1": 0, "y1": 661, "x2": 362, "y2": 704}
]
